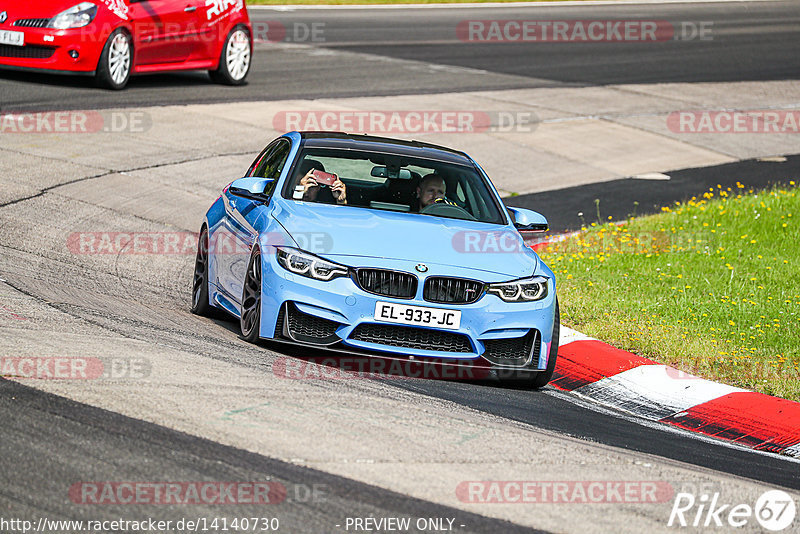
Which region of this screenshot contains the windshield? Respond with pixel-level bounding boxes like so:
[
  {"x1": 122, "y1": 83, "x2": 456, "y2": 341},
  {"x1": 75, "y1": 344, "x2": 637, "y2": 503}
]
[{"x1": 283, "y1": 148, "x2": 506, "y2": 224}]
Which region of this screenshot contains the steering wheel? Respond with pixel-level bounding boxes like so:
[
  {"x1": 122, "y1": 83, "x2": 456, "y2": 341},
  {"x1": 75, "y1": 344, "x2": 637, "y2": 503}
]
[{"x1": 419, "y1": 198, "x2": 477, "y2": 221}]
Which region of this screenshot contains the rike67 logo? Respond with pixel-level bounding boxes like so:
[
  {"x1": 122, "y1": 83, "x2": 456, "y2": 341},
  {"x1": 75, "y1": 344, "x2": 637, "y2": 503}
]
[{"x1": 668, "y1": 489, "x2": 796, "y2": 531}]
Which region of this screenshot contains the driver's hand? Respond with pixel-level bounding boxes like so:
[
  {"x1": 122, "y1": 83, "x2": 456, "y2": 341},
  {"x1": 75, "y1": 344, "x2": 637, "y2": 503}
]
[
  {"x1": 331, "y1": 178, "x2": 347, "y2": 205},
  {"x1": 300, "y1": 171, "x2": 320, "y2": 201},
  {"x1": 433, "y1": 196, "x2": 455, "y2": 206}
]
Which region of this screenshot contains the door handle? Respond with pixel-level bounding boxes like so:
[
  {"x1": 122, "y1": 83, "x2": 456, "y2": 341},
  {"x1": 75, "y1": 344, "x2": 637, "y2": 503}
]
[{"x1": 184, "y1": 6, "x2": 197, "y2": 12}]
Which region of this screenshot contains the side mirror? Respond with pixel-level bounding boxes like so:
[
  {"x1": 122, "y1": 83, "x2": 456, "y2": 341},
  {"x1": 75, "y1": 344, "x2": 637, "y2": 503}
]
[
  {"x1": 508, "y1": 207, "x2": 549, "y2": 233},
  {"x1": 227, "y1": 177, "x2": 273, "y2": 202}
]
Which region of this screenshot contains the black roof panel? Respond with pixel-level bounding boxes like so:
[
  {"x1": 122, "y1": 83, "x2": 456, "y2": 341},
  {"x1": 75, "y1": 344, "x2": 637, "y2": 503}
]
[{"x1": 298, "y1": 132, "x2": 473, "y2": 166}]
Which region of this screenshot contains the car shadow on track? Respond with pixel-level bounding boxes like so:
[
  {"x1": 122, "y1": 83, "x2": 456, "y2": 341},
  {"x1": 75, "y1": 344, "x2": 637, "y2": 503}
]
[{"x1": 207, "y1": 312, "x2": 543, "y2": 389}]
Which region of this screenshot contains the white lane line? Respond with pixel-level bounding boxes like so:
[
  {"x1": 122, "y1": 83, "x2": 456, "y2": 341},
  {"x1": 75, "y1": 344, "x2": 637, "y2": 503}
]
[
  {"x1": 784, "y1": 442, "x2": 800, "y2": 458},
  {"x1": 632, "y1": 172, "x2": 671, "y2": 180},
  {"x1": 254, "y1": 41, "x2": 543, "y2": 81},
  {"x1": 573, "y1": 364, "x2": 747, "y2": 420}
]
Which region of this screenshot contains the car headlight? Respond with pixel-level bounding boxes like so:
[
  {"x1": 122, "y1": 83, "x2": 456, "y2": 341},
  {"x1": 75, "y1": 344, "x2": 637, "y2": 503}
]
[
  {"x1": 275, "y1": 247, "x2": 348, "y2": 281},
  {"x1": 487, "y1": 275, "x2": 549, "y2": 302},
  {"x1": 48, "y1": 2, "x2": 98, "y2": 29}
]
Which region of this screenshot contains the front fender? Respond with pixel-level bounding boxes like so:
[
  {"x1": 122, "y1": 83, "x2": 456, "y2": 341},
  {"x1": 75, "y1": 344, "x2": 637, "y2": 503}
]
[{"x1": 204, "y1": 196, "x2": 226, "y2": 300}]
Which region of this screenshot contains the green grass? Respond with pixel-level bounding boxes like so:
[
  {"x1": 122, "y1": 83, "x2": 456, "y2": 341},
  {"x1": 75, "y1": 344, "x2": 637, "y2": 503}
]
[
  {"x1": 539, "y1": 182, "x2": 800, "y2": 401},
  {"x1": 247, "y1": 0, "x2": 596, "y2": 5}
]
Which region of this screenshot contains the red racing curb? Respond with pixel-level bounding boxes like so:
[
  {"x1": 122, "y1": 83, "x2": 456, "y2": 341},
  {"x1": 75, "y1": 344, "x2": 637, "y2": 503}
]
[
  {"x1": 551, "y1": 340, "x2": 657, "y2": 391},
  {"x1": 554, "y1": 331, "x2": 800, "y2": 457},
  {"x1": 660, "y1": 392, "x2": 800, "y2": 455},
  {"x1": 533, "y1": 231, "x2": 800, "y2": 457}
]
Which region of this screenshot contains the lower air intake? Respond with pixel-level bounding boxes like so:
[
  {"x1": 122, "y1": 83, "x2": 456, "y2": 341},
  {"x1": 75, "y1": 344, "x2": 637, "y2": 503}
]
[
  {"x1": 482, "y1": 330, "x2": 540, "y2": 368},
  {"x1": 349, "y1": 323, "x2": 472, "y2": 353},
  {"x1": 284, "y1": 303, "x2": 341, "y2": 345},
  {"x1": 0, "y1": 44, "x2": 56, "y2": 59}
]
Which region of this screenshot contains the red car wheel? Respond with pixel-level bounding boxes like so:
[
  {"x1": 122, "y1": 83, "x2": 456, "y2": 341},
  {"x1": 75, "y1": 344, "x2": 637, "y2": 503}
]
[
  {"x1": 96, "y1": 28, "x2": 132, "y2": 90},
  {"x1": 210, "y1": 26, "x2": 251, "y2": 86}
]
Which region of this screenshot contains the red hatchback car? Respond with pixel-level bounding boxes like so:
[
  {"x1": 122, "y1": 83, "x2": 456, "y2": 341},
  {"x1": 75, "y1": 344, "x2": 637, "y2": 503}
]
[{"x1": 0, "y1": 0, "x2": 252, "y2": 89}]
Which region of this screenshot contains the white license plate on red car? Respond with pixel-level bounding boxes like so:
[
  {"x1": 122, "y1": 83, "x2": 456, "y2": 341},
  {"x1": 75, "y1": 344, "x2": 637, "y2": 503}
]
[
  {"x1": 0, "y1": 30, "x2": 24, "y2": 47},
  {"x1": 374, "y1": 301, "x2": 461, "y2": 330}
]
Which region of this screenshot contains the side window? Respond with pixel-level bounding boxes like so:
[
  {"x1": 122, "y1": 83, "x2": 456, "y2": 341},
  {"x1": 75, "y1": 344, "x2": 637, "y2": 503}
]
[
  {"x1": 246, "y1": 145, "x2": 274, "y2": 177},
  {"x1": 455, "y1": 181, "x2": 466, "y2": 203},
  {"x1": 252, "y1": 140, "x2": 291, "y2": 180}
]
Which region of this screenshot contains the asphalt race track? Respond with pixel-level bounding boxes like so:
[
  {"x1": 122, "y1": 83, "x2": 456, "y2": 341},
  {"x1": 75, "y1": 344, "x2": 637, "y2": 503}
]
[
  {"x1": 0, "y1": 1, "x2": 798, "y2": 111},
  {"x1": 508, "y1": 155, "x2": 800, "y2": 233},
  {"x1": 1, "y1": 2, "x2": 799, "y2": 533},
  {"x1": 1, "y1": 379, "x2": 538, "y2": 534}
]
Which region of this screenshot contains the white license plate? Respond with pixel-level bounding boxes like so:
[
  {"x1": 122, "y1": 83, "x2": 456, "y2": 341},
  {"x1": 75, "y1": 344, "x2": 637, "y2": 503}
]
[
  {"x1": 0, "y1": 30, "x2": 24, "y2": 47},
  {"x1": 374, "y1": 301, "x2": 461, "y2": 330}
]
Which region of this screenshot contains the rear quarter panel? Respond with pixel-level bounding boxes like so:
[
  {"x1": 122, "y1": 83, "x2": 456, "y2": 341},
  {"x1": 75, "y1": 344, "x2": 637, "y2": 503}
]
[{"x1": 202, "y1": 0, "x2": 252, "y2": 67}]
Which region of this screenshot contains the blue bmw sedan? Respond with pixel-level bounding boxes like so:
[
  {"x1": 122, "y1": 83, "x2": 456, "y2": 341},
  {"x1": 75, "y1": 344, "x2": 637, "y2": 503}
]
[{"x1": 192, "y1": 131, "x2": 559, "y2": 387}]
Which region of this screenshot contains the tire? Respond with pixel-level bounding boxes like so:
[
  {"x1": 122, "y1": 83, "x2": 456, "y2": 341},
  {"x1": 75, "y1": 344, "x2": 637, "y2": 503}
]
[
  {"x1": 529, "y1": 300, "x2": 560, "y2": 389},
  {"x1": 96, "y1": 28, "x2": 132, "y2": 90},
  {"x1": 240, "y1": 248, "x2": 262, "y2": 342},
  {"x1": 190, "y1": 227, "x2": 213, "y2": 316},
  {"x1": 498, "y1": 300, "x2": 560, "y2": 389},
  {"x1": 210, "y1": 26, "x2": 251, "y2": 85}
]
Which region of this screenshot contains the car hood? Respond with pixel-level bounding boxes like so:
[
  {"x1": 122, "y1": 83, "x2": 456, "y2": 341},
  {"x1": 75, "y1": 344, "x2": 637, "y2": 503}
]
[{"x1": 272, "y1": 200, "x2": 538, "y2": 279}]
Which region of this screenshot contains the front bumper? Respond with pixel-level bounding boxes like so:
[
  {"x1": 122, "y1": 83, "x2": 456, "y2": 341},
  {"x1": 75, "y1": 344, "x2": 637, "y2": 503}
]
[
  {"x1": 0, "y1": 25, "x2": 107, "y2": 74},
  {"x1": 259, "y1": 253, "x2": 557, "y2": 370}
]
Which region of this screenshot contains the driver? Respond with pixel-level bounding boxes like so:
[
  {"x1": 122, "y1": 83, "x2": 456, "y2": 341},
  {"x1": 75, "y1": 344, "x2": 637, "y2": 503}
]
[{"x1": 415, "y1": 173, "x2": 447, "y2": 210}]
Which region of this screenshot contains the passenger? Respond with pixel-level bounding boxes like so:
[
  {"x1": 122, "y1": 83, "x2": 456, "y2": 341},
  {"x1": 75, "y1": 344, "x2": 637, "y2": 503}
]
[{"x1": 294, "y1": 160, "x2": 347, "y2": 205}]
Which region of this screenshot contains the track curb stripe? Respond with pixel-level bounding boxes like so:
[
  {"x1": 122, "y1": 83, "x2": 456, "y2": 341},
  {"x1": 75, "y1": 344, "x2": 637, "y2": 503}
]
[
  {"x1": 553, "y1": 309, "x2": 800, "y2": 457},
  {"x1": 551, "y1": 338, "x2": 656, "y2": 391},
  {"x1": 660, "y1": 392, "x2": 800, "y2": 454},
  {"x1": 573, "y1": 365, "x2": 747, "y2": 420}
]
